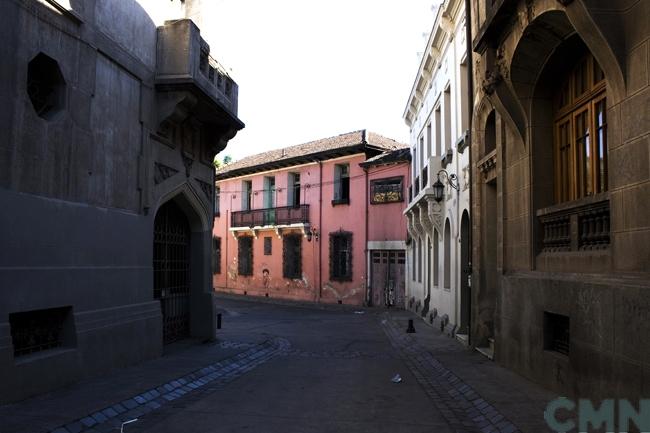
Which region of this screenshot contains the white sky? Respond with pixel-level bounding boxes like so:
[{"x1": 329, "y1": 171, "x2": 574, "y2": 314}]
[{"x1": 202, "y1": 0, "x2": 441, "y2": 161}]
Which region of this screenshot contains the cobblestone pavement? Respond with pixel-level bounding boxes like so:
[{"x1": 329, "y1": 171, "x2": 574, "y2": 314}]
[
  {"x1": 47, "y1": 338, "x2": 289, "y2": 433},
  {"x1": 3, "y1": 297, "x2": 554, "y2": 433},
  {"x1": 382, "y1": 314, "x2": 520, "y2": 433}
]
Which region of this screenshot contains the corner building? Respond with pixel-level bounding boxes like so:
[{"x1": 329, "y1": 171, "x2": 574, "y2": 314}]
[
  {"x1": 0, "y1": 0, "x2": 243, "y2": 402},
  {"x1": 212, "y1": 131, "x2": 410, "y2": 307},
  {"x1": 403, "y1": 0, "x2": 472, "y2": 340},
  {"x1": 469, "y1": 0, "x2": 650, "y2": 398}
]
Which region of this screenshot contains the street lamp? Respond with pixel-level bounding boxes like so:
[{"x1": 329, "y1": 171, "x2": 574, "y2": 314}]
[{"x1": 432, "y1": 169, "x2": 459, "y2": 202}]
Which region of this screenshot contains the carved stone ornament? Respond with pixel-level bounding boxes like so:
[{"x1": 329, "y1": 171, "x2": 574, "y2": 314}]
[
  {"x1": 427, "y1": 198, "x2": 444, "y2": 235},
  {"x1": 482, "y1": 70, "x2": 503, "y2": 95},
  {"x1": 196, "y1": 178, "x2": 213, "y2": 201},
  {"x1": 418, "y1": 202, "x2": 433, "y2": 233},
  {"x1": 154, "y1": 162, "x2": 179, "y2": 185},
  {"x1": 182, "y1": 154, "x2": 193, "y2": 177},
  {"x1": 406, "y1": 211, "x2": 417, "y2": 238}
]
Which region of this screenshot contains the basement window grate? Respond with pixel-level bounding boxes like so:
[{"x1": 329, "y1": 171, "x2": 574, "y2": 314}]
[
  {"x1": 9, "y1": 306, "x2": 73, "y2": 357},
  {"x1": 544, "y1": 312, "x2": 570, "y2": 356}
]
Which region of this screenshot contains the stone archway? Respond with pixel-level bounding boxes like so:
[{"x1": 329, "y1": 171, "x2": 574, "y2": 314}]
[{"x1": 152, "y1": 185, "x2": 216, "y2": 345}]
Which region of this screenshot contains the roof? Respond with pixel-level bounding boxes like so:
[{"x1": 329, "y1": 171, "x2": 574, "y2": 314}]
[
  {"x1": 360, "y1": 148, "x2": 411, "y2": 168},
  {"x1": 216, "y1": 130, "x2": 407, "y2": 180}
]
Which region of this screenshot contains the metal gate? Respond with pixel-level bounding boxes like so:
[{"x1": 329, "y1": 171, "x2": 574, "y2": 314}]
[
  {"x1": 370, "y1": 250, "x2": 406, "y2": 307},
  {"x1": 153, "y1": 200, "x2": 191, "y2": 344}
]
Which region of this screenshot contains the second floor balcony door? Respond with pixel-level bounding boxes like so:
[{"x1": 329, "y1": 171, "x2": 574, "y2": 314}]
[{"x1": 263, "y1": 177, "x2": 276, "y2": 225}]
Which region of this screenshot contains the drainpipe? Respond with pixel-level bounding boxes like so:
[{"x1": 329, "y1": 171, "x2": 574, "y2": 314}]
[
  {"x1": 318, "y1": 160, "x2": 323, "y2": 302},
  {"x1": 464, "y1": 0, "x2": 474, "y2": 346},
  {"x1": 364, "y1": 166, "x2": 370, "y2": 306}
]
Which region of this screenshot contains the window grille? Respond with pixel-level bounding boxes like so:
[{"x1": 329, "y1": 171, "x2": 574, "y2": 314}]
[
  {"x1": 544, "y1": 312, "x2": 570, "y2": 356},
  {"x1": 370, "y1": 177, "x2": 403, "y2": 204},
  {"x1": 238, "y1": 236, "x2": 253, "y2": 276},
  {"x1": 330, "y1": 231, "x2": 352, "y2": 281},
  {"x1": 264, "y1": 236, "x2": 272, "y2": 255},
  {"x1": 10, "y1": 306, "x2": 72, "y2": 357},
  {"x1": 283, "y1": 234, "x2": 302, "y2": 278}
]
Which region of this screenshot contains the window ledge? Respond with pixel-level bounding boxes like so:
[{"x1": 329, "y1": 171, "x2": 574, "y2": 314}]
[
  {"x1": 536, "y1": 192, "x2": 609, "y2": 217},
  {"x1": 331, "y1": 198, "x2": 350, "y2": 206}
]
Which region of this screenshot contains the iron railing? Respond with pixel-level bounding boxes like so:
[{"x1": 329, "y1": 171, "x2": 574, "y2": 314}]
[{"x1": 232, "y1": 204, "x2": 310, "y2": 228}]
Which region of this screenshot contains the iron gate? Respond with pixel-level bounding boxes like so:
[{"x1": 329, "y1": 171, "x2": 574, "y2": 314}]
[{"x1": 153, "y1": 200, "x2": 191, "y2": 344}]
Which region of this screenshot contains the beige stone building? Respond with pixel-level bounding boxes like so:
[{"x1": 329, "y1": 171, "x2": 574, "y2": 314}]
[{"x1": 469, "y1": 0, "x2": 649, "y2": 397}]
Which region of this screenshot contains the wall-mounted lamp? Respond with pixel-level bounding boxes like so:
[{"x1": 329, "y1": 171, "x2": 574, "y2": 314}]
[
  {"x1": 432, "y1": 169, "x2": 459, "y2": 203},
  {"x1": 306, "y1": 227, "x2": 319, "y2": 242}
]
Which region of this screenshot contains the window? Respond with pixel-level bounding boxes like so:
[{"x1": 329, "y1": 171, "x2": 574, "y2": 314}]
[
  {"x1": 444, "y1": 86, "x2": 451, "y2": 152},
  {"x1": 214, "y1": 186, "x2": 220, "y2": 217},
  {"x1": 283, "y1": 234, "x2": 302, "y2": 279},
  {"x1": 426, "y1": 123, "x2": 432, "y2": 159},
  {"x1": 288, "y1": 173, "x2": 301, "y2": 207},
  {"x1": 485, "y1": 111, "x2": 496, "y2": 155},
  {"x1": 433, "y1": 230, "x2": 439, "y2": 286},
  {"x1": 10, "y1": 306, "x2": 74, "y2": 357},
  {"x1": 264, "y1": 236, "x2": 272, "y2": 255},
  {"x1": 27, "y1": 53, "x2": 66, "y2": 119},
  {"x1": 333, "y1": 164, "x2": 350, "y2": 205},
  {"x1": 418, "y1": 238, "x2": 422, "y2": 283},
  {"x1": 435, "y1": 106, "x2": 442, "y2": 156},
  {"x1": 444, "y1": 219, "x2": 451, "y2": 289},
  {"x1": 412, "y1": 241, "x2": 416, "y2": 281},
  {"x1": 419, "y1": 135, "x2": 425, "y2": 172},
  {"x1": 544, "y1": 312, "x2": 570, "y2": 356},
  {"x1": 212, "y1": 236, "x2": 221, "y2": 274},
  {"x1": 237, "y1": 236, "x2": 253, "y2": 276},
  {"x1": 242, "y1": 180, "x2": 252, "y2": 211},
  {"x1": 263, "y1": 176, "x2": 276, "y2": 225},
  {"x1": 370, "y1": 177, "x2": 403, "y2": 204},
  {"x1": 330, "y1": 231, "x2": 352, "y2": 281},
  {"x1": 554, "y1": 52, "x2": 607, "y2": 203}
]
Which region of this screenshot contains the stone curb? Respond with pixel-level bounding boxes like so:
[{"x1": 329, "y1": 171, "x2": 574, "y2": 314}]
[{"x1": 48, "y1": 338, "x2": 290, "y2": 433}]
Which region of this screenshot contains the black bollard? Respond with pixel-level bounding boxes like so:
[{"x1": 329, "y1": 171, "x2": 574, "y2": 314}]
[
  {"x1": 406, "y1": 319, "x2": 416, "y2": 333},
  {"x1": 217, "y1": 313, "x2": 222, "y2": 330}
]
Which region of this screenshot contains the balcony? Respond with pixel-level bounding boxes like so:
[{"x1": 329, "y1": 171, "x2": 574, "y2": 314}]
[
  {"x1": 537, "y1": 195, "x2": 610, "y2": 253},
  {"x1": 154, "y1": 19, "x2": 242, "y2": 153},
  {"x1": 232, "y1": 205, "x2": 310, "y2": 229}
]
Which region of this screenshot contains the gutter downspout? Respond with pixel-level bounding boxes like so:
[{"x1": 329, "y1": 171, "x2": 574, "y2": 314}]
[
  {"x1": 361, "y1": 130, "x2": 370, "y2": 306},
  {"x1": 318, "y1": 160, "x2": 323, "y2": 302},
  {"x1": 464, "y1": 0, "x2": 474, "y2": 346}
]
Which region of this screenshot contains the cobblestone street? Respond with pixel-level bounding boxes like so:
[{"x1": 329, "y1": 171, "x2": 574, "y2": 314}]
[{"x1": 1, "y1": 296, "x2": 555, "y2": 433}]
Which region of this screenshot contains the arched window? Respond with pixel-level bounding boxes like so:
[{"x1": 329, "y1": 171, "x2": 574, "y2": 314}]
[
  {"x1": 444, "y1": 219, "x2": 451, "y2": 290},
  {"x1": 554, "y1": 52, "x2": 607, "y2": 203},
  {"x1": 433, "y1": 230, "x2": 439, "y2": 287},
  {"x1": 484, "y1": 110, "x2": 496, "y2": 155}
]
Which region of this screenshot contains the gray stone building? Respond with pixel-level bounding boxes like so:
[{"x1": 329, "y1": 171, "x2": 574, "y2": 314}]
[
  {"x1": 469, "y1": 0, "x2": 649, "y2": 397},
  {"x1": 0, "y1": 0, "x2": 243, "y2": 403}
]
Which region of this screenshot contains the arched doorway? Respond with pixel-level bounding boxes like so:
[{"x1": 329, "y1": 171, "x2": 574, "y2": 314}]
[
  {"x1": 153, "y1": 200, "x2": 191, "y2": 344},
  {"x1": 460, "y1": 210, "x2": 471, "y2": 336}
]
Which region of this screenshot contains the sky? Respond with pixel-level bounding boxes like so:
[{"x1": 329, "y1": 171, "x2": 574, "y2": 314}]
[{"x1": 201, "y1": 0, "x2": 441, "y2": 162}]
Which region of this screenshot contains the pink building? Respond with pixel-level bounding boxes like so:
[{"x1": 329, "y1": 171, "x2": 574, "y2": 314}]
[{"x1": 212, "y1": 130, "x2": 410, "y2": 306}]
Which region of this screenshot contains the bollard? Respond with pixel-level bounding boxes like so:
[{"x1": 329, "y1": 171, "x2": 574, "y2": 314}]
[
  {"x1": 406, "y1": 319, "x2": 416, "y2": 333},
  {"x1": 217, "y1": 313, "x2": 222, "y2": 330}
]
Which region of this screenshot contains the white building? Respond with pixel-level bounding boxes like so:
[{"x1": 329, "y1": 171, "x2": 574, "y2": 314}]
[{"x1": 402, "y1": 0, "x2": 471, "y2": 341}]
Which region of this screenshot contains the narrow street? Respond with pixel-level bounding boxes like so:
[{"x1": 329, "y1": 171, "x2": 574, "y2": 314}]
[{"x1": 1, "y1": 297, "x2": 554, "y2": 433}]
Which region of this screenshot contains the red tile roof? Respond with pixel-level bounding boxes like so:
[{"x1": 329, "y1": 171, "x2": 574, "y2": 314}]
[{"x1": 216, "y1": 130, "x2": 407, "y2": 179}]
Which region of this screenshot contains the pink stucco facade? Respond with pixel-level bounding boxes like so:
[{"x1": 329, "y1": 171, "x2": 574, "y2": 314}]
[{"x1": 212, "y1": 147, "x2": 410, "y2": 306}]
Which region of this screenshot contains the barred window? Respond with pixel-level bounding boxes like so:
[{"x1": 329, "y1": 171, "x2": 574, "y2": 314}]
[
  {"x1": 283, "y1": 234, "x2": 302, "y2": 279},
  {"x1": 238, "y1": 236, "x2": 253, "y2": 276},
  {"x1": 10, "y1": 306, "x2": 73, "y2": 357},
  {"x1": 370, "y1": 177, "x2": 403, "y2": 204},
  {"x1": 214, "y1": 186, "x2": 220, "y2": 217},
  {"x1": 212, "y1": 236, "x2": 221, "y2": 274},
  {"x1": 264, "y1": 236, "x2": 272, "y2": 255},
  {"x1": 330, "y1": 231, "x2": 352, "y2": 281}
]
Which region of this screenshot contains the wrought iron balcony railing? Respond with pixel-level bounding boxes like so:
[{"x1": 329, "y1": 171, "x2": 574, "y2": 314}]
[{"x1": 231, "y1": 204, "x2": 310, "y2": 228}]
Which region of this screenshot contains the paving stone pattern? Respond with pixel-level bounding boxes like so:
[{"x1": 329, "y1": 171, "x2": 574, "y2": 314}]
[
  {"x1": 382, "y1": 314, "x2": 521, "y2": 433},
  {"x1": 48, "y1": 338, "x2": 290, "y2": 433}
]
